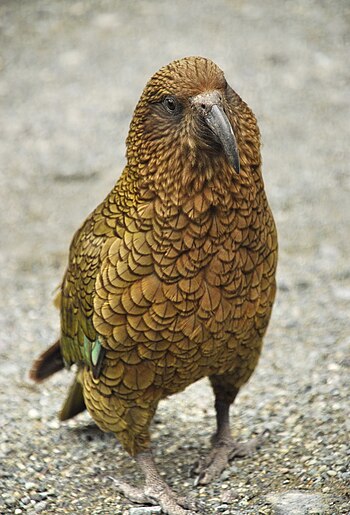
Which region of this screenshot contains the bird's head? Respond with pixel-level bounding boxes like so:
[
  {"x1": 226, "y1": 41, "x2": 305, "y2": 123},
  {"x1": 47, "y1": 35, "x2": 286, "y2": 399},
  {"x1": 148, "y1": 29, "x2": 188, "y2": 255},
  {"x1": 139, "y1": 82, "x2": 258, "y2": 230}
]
[{"x1": 126, "y1": 57, "x2": 259, "y2": 194}]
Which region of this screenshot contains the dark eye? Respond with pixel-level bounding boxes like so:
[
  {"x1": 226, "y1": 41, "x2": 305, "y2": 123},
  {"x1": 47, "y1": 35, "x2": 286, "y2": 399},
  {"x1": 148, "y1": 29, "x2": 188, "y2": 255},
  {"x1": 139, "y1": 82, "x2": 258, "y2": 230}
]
[{"x1": 162, "y1": 95, "x2": 180, "y2": 114}]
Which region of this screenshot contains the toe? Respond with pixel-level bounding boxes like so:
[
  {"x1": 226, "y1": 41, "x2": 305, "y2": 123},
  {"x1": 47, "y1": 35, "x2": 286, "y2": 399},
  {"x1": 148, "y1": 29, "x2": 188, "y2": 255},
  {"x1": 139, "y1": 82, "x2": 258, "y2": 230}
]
[
  {"x1": 109, "y1": 476, "x2": 155, "y2": 504},
  {"x1": 193, "y1": 445, "x2": 230, "y2": 485},
  {"x1": 191, "y1": 456, "x2": 210, "y2": 477},
  {"x1": 110, "y1": 476, "x2": 197, "y2": 514},
  {"x1": 197, "y1": 454, "x2": 229, "y2": 485},
  {"x1": 177, "y1": 494, "x2": 198, "y2": 511},
  {"x1": 229, "y1": 430, "x2": 270, "y2": 458},
  {"x1": 145, "y1": 483, "x2": 197, "y2": 515},
  {"x1": 193, "y1": 430, "x2": 270, "y2": 485}
]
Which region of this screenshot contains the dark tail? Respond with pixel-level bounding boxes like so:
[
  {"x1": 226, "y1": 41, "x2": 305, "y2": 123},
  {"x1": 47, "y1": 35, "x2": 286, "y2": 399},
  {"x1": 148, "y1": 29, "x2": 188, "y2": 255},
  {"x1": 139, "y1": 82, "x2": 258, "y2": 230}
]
[
  {"x1": 29, "y1": 340, "x2": 64, "y2": 382},
  {"x1": 59, "y1": 374, "x2": 86, "y2": 421}
]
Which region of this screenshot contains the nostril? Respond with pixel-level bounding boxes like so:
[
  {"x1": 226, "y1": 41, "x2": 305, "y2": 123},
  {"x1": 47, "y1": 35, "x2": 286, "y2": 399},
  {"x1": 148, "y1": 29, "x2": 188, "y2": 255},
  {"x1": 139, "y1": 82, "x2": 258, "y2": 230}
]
[{"x1": 200, "y1": 103, "x2": 206, "y2": 110}]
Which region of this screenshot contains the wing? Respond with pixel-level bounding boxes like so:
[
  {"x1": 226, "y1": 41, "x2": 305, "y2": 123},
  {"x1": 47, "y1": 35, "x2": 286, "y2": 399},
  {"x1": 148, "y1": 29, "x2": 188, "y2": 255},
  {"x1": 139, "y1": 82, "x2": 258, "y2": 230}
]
[
  {"x1": 59, "y1": 169, "x2": 140, "y2": 377},
  {"x1": 60, "y1": 208, "x2": 110, "y2": 375}
]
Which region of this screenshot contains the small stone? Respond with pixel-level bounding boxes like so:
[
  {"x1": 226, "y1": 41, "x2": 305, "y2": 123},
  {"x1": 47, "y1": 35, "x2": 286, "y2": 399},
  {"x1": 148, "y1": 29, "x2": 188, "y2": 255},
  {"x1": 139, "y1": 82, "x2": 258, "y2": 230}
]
[
  {"x1": 25, "y1": 482, "x2": 37, "y2": 490},
  {"x1": 326, "y1": 470, "x2": 337, "y2": 477},
  {"x1": 266, "y1": 491, "x2": 326, "y2": 514},
  {"x1": 327, "y1": 363, "x2": 340, "y2": 371},
  {"x1": 220, "y1": 469, "x2": 230, "y2": 480},
  {"x1": 34, "y1": 501, "x2": 47, "y2": 513},
  {"x1": 20, "y1": 496, "x2": 31, "y2": 505},
  {"x1": 4, "y1": 496, "x2": 17, "y2": 506},
  {"x1": 15, "y1": 510, "x2": 23, "y2": 515},
  {"x1": 46, "y1": 419, "x2": 60, "y2": 429},
  {"x1": 28, "y1": 408, "x2": 40, "y2": 419},
  {"x1": 333, "y1": 286, "x2": 350, "y2": 300},
  {"x1": 129, "y1": 507, "x2": 162, "y2": 515},
  {"x1": 221, "y1": 490, "x2": 239, "y2": 503},
  {"x1": 45, "y1": 489, "x2": 57, "y2": 497}
]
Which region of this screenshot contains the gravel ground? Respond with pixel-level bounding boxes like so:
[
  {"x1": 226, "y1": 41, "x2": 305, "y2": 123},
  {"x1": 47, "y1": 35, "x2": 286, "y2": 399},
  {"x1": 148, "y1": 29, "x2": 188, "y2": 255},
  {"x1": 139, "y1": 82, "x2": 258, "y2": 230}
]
[{"x1": 0, "y1": 1, "x2": 349, "y2": 514}]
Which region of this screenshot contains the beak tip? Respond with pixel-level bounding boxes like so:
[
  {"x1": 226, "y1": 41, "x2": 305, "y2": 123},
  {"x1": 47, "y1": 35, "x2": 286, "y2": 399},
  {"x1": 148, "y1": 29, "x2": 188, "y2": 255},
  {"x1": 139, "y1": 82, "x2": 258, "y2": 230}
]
[
  {"x1": 233, "y1": 157, "x2": 240, "y2": 174},
  {"x1": 203, "y1": 103, "x2": 241, "y2": 175},
  {"x1": 228, "y1": 146, "x2": 240, "y2": 174}
]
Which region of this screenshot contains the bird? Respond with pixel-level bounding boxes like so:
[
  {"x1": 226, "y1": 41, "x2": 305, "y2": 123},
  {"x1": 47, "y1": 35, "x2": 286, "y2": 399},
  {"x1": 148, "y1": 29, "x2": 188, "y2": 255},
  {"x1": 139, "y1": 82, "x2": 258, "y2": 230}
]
[{"x1": 30, "y1": 56, "x2": 278, "y2": 515}]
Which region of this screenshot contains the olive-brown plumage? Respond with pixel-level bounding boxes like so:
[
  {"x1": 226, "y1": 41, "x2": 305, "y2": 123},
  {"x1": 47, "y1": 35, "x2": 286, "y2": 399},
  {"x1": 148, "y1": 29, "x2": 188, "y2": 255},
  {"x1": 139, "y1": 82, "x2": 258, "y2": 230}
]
[{"x1": 30, "y1": 57, "x2": 277, "y2": 515}]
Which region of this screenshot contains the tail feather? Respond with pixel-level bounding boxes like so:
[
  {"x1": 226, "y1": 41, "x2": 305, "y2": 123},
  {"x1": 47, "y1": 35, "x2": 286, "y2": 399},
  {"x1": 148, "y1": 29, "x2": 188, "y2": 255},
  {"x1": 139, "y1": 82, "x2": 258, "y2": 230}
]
[
  {"x1": 29, "y1": 340, "x2": 64, "y2": 383},
  {"x1": 59, "y1": 372, "x2": 86, "y2": 421}
]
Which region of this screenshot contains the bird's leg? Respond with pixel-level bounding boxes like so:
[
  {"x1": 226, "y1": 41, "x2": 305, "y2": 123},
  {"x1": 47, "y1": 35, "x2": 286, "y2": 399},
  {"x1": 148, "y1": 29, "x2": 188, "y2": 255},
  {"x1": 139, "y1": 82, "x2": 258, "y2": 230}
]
[
  {"x1": 111, "y1": 450, "x2": 197, "y2": 515},
  {"x1": 194, "y1": 381, "x2": 268, "y2": 485}
]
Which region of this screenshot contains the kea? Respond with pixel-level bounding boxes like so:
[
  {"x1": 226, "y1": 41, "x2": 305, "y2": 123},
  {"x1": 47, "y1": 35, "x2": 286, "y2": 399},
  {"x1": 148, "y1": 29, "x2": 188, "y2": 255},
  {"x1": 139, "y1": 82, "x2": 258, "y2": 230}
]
[{"x1": 30, "y1": 56, "x2": 278, "y2": 515}]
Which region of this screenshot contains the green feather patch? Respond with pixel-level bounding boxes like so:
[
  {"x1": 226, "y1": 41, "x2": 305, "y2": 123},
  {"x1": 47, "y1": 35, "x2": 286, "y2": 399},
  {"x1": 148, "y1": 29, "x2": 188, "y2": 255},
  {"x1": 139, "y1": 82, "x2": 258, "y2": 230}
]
[
  {"x1": 91, "y1": 340, "x2": 101, "y2": 367},
  {"x1": 83, "y1": 335, "x2": 105, "y2": 379}
]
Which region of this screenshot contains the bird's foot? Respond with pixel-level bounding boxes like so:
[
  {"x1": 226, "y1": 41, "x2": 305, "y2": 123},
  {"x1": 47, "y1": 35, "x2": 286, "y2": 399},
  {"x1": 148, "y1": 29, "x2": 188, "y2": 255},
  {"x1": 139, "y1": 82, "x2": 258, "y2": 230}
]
[
  {"x1": 109, "y1": 476, "x2": 198, "y2": 515},
  {"x1": 193, "y1": 429, "x2": 269, "y2": 485}
]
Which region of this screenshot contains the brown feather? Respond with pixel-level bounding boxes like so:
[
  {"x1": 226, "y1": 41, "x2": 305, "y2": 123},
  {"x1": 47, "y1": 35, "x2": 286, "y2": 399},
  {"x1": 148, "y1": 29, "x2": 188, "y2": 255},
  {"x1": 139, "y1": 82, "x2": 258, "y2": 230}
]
[{"x1": 29, "y1": 340, "x2": 64, "y2": 383}]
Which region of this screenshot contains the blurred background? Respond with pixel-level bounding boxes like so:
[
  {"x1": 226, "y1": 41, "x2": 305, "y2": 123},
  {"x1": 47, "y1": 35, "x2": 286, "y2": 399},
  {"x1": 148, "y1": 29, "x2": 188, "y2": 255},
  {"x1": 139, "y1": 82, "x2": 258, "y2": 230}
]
[{"x1": 0, "y1": 1, "x2": 349, "y2": 514}]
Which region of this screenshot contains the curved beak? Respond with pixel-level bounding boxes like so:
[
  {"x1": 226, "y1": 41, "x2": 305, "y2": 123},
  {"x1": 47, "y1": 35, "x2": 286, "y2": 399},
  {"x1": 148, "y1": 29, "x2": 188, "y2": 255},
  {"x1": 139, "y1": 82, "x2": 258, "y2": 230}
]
[
  {"x1": 191, "y1": 91, "x2": 240, "y2": 173},
  {"x1": 205, "y1": 105, "x2": 240, "y2": 173}
]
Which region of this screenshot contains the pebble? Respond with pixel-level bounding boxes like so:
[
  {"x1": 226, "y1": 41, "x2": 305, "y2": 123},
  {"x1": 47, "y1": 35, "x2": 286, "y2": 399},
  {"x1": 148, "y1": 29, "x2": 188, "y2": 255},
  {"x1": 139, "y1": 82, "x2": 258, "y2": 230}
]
[
  {"x1": 3, "y1": 495, "x2": 17, "y2": 506},
  {"x1": 25, "y1": 482, "x2": 37, "y2": 491},
  {"x1": 220, "y1": 470, "x2": 230, "y2": 480},
  {"x1": 28, "y1": 408, "x2": 40, "y2": 420},
  {"x1": 129, "y1": 508, "x2": 162, "y2": 515},
  {"x1": 34, "y1": 502, "x2": 47, "y2": 513},
  {"x1": 20, "y1": 496, "x2": 31, "y2": 505},
  {"x1": 266, "y1": 491, "x2": 326, "y2": 514}
]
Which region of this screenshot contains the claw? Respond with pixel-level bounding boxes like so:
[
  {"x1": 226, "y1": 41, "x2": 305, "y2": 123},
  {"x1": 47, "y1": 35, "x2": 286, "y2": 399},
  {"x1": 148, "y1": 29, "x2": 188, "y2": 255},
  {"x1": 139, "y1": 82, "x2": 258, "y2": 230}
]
[
  {"x1": 110, "y1": 449, "x2": 200, "y2": 515},
  {"x1": 229, "y1": 429, "x2": 270, "y2": 459},
  {"x1": 193, "y1": 474, "x2": 201, "y2": 488},
  {"x1": 110, "y1": 475, "x2": 195, "y2": 514},
  {"x1": 108, "y1": 476, "x2": 156, "y2": 505},
  {"x1": 193, "y1": 430, "x2": 270, "y2": 486}
]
